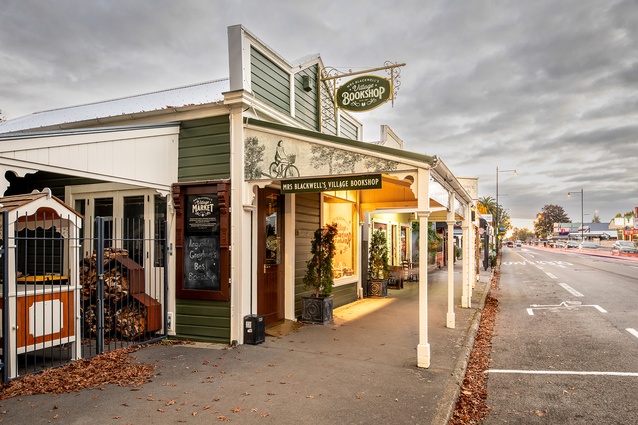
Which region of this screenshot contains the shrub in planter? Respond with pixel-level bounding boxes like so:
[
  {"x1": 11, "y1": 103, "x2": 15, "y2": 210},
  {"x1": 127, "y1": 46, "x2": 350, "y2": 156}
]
[
  {"x1": 302, "y1": 223, "x2": 338, "y2": 324},
  {"x1": 368, "y1": 229, "x2": 390, "y2": 297}
]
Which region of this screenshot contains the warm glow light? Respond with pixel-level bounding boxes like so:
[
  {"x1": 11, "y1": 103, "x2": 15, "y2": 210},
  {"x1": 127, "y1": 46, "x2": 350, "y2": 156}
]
[{"x1": 334, "y1": 298, "x2": 398, "y2": 322}]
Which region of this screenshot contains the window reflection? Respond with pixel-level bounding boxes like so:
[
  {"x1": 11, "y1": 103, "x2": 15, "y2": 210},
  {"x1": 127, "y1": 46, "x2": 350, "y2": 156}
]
[
  {"x1": 323, "y1": 195, "x2": 356, "y2": 278},
  {"x1": 265, "y1": 194, "x2": 281, "y2": 265}
]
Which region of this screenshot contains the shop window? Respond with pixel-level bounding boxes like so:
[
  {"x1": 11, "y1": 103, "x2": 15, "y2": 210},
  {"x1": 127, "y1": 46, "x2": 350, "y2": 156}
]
[
  {"x1": 67, "y1": 186, "x2": 167, "y2": 270},
  {"x1": 154, "y1": 195, "x2": 167, "y2": 267},
  {"x1": 401, "y1": 226, "x2": 407, "y2": 262},
  {"x1": 124, "y1": 195, "x2": 145, "y2": 265},
  {"x1": 323, "y1": 195, "x2": 356, "y2": 279},
  {"x1": 94, "y1": 197, "x2": 114, "y2": 249}
]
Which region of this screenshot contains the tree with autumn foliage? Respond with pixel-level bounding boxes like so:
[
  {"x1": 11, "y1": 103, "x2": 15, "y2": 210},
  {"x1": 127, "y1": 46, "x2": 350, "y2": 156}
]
[
  {"x1": 510, "y1": 227, "x2": 534, "y2": 243},
  {"x1": 534, "y1": 204, "x2": 570, "y2": 238}
]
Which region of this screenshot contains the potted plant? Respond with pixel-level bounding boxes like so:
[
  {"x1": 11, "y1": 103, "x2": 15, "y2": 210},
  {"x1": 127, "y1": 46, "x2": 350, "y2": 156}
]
[
  {"x1": 367, "y1": 229, "x2": 390, "y2": 297},
  {"x1": 301, "y1": 223, "x2": 338, "y2": 324}
]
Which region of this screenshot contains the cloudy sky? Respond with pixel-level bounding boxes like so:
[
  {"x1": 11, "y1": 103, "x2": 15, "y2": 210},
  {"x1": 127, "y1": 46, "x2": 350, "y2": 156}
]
[{"x1": 1, "y1": 0, "x2": 636, "y2": 229}]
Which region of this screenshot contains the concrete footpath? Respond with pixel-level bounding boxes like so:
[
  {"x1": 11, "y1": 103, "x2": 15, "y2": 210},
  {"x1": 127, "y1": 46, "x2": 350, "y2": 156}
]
[{"x1": 0, "y1": 264, "x2": 492, "y2": 425}]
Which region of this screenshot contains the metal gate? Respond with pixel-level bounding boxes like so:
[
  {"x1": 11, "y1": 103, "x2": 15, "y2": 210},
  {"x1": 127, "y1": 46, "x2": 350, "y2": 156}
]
[{"x1": 1, "y1": 211, "x2": 168, "y2": 383}]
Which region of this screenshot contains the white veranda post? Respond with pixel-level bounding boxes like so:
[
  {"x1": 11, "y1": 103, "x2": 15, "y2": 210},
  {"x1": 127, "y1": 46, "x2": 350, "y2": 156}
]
[{"x1": 417, "y1": 209, "x2": 431, "y2": 368}]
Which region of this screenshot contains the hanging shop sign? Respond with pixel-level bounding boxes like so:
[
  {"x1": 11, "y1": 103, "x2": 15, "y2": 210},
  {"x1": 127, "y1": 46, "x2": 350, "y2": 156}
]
[
  {"x1": 281, "y1": 174, "x2": 382, "y2": 194},
  {"x1": 335, "y1": 75, "x2": 392, "y2": 112}
]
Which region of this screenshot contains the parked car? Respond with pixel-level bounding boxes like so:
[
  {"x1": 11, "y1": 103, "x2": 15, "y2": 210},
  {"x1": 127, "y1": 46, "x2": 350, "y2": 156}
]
[
  {"x1": 578, "y1": 242, "x2": 598, "y2": 250},
  {"x1": 566, "y1": 241, "x2": 579, "y2": 249},
  {"x1": 611, "y1": 240, "x2": 638, "y2": 254},
  {"x1": 555, "y1": 241, "x2": 566, "y2": 249},
  {"x1": 516, "y1": 242, "x2": 522, "y2": 248}
]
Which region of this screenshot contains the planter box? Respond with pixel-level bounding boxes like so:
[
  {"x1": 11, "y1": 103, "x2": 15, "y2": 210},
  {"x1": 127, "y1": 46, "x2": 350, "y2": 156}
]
[
  {"x1": 367, "y1": 278, "x2": 388, "y2": 298},
  {"x1": 301, "y1": 296, "x2": 333, "y2": 324}
]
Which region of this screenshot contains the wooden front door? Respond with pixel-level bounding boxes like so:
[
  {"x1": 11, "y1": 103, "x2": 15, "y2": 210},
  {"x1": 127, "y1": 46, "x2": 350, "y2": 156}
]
[{"x1": 257, "y1": 188, "x2": 285, "y2": 326}]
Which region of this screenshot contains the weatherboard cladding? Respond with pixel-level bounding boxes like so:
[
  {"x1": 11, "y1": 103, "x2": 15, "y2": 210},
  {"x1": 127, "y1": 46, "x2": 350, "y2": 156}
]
[
  {"x1": 251, "y1": 47, "x2": 291, "y2": 115},
  {"x1": 340, "y1": 115, "x2": 358, "y2": 140},
  {"x1": 178, "y1": 116, "x2": 231, "y2": 182},
  {"x1": 293, "y1": 65, "x2": 320, "y2": 130},
  {"x1": 176, "y1": 299, "x2": 231, "y2": 343},
  {"x1": 294, "y1": 192, "x2": 321, "y2": 316},
  {"x1": 322, "y1": 110, "x2": 338, "y2": 136}
]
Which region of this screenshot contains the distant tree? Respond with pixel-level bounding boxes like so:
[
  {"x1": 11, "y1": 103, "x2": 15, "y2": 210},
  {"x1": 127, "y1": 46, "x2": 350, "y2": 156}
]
[
  {"x1": 592, "y1": 212, "x2": 601, "y2": 223},
  {"x1": 0, "y1": 109, "x2": 4, "y2": 122},
  {"x1": 615, "y1": 211, "x2": 636, "y2": 218},
  {"x1": 495, "y1": 205, "x2": 512, "y2": 240},
  {"x1": 511, "y1": 228, "x2": 534, "y2": 242},
  {"x1": 534, "y1": 204, "x2": 570, "y2": 238}
]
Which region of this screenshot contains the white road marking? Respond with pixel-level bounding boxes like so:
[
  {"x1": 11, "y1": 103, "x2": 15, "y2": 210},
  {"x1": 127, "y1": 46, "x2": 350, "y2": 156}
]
[
  {"x1": 488, "y1": 369, "x2": 638, "y2": 377},
  {"x1": 546, "y1": 272, "x2": 557, "y2": 279},
  {"x1": 627, "y1": 328, "x2": 638, "y2": 339},
  {"x1": 527, "y1": 302, "x2": 607, "y2": 315},
  {"x1": 558, "y1": 282, "x2": 584, "y2": 297}
]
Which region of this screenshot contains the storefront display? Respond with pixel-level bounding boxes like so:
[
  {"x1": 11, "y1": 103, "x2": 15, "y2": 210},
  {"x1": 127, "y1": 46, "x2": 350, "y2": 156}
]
[{"x1": 323, "y1": 193, "x2": 356, "y2": 280}]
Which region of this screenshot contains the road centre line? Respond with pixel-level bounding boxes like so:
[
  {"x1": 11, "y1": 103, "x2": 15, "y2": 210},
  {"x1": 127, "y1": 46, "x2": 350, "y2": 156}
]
[
  {"x1": 488, "y1": 369, "x2": 638, "y2": 377},
  {"x1": 627, "y1": 328, "x2": 638, "y2": 339},
  {"x1": 559, "y1": 282, "x2": 583, "y2": 297}
]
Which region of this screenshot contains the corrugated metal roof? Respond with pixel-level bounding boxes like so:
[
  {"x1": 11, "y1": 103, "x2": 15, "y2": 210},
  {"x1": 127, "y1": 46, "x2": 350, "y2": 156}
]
[{"x1": 0, "y1": 78, "x2": 229, "y2": 135}]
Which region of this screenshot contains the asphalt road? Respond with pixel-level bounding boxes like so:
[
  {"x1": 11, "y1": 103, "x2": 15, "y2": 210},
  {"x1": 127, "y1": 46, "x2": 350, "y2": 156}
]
[{"x1": 484, "y1": 245, "x2": 638, "y2": 424}]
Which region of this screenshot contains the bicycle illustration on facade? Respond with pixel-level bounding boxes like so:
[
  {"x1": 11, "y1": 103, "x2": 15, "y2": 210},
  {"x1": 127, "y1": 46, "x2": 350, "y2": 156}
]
[{"x1": 268, "y1": 140, "x2": 300, "y2": 178}]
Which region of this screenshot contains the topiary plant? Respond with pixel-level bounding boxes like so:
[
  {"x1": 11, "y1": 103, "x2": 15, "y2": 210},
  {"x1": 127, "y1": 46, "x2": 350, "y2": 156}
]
[
  {"x1": 368, "y1": 229, "x2": 390, "y2": 280},
  {"x1": 303, "y1": 223, "x2": 338, "y2": 297}
]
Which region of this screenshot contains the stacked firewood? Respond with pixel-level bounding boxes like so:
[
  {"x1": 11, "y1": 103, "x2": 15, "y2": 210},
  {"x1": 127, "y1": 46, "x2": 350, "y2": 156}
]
[
  {"x1": 115, "y1": 304, "x2": 147, "y2": 339},
  {"x1": 80, "y1": 248, "x2": 148, "y2": 340}
]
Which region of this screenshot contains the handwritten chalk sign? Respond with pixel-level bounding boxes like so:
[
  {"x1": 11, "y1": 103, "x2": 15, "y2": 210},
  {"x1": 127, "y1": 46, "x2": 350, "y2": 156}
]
[{"x1": 183, "y1": 235, "x2": 220, "y2": 290}]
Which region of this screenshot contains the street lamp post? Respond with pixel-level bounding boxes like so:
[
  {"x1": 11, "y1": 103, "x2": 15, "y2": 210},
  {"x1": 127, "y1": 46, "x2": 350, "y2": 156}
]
[
  {"x1": 567, "y1": 189, "x2": 584, "y2": 242},
  {"x1": 495, "y1": 166, "x2": 517, "y2": 254}
]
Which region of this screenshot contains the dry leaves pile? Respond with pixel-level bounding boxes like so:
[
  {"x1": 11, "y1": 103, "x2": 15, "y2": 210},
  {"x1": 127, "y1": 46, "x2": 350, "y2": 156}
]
[
  {"x1": 450, "y1": 267, "x2": 501, "y2": 424},
  {"x1": 0, "y1": 346, "x2": 155, "y2": 400}
]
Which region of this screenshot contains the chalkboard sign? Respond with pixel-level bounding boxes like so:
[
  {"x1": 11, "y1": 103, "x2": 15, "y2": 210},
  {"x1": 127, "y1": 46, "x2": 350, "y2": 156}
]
[
  {"x1": 174, "y1": 182, "x2": 230, "y2": 301},
  {"x1": 183, "y1": 235, "x2": 220, "y2": 290}
]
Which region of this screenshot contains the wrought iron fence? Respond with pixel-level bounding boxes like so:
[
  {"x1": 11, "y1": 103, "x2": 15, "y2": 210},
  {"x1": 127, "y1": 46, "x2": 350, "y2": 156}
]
[{"x1": 1, "y1": 212, "x2": 168, "y2": 382}]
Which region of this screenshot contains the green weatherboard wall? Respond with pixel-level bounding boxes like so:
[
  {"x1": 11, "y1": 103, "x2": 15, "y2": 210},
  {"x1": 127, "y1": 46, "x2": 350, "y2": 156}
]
[
  {"x1": 178, "y1": 116, "x2": 231, "y2": 182},
  {"x1": 177, "y1": 116, "x2": 231, "y2": 343}
]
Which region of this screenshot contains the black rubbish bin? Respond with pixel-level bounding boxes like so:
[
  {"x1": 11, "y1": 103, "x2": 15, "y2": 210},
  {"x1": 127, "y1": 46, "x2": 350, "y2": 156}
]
[{"x1": 244, "y1": 314, "x2": 265, "y2": 345}]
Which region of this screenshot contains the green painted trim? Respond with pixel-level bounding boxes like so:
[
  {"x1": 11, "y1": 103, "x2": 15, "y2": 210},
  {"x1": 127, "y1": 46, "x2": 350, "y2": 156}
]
[{"x1": 244, "y1": 117, "x2": 435, "y2": 165}]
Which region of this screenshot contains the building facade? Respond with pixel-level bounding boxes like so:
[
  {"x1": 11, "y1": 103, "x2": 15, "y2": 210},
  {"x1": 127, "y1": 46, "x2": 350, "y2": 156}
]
[{"x1": 0, "y1": 25, "x2": 479, "y2": 368}]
